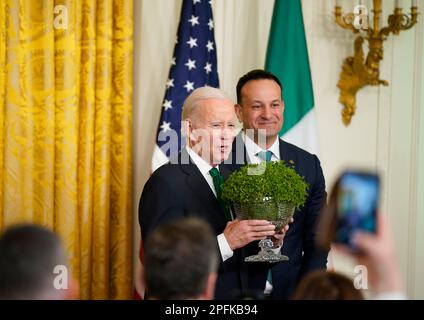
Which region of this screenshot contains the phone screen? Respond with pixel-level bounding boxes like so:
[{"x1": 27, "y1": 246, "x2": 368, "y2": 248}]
[{"x1": 335, "y1": 171, "x2": 379, "y2": 248}]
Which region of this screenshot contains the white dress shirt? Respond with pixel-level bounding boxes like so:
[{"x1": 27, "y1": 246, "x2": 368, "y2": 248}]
[
  {"x1": 186, "y1": 147, "x2": 234, "y2": 262},
  {"x1": 242, "y1": 132, "x2": 281, "y2": 163}
]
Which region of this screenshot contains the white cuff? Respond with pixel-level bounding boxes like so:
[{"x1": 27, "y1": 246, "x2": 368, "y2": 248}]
[{"x1": 217, "y1": 233, "x2": 233, "y2": 262}]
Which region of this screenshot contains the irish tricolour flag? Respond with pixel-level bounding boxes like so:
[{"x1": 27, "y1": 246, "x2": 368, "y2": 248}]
[{"x1": 265, "y1": 0, "x2": 319, "y2": 155}]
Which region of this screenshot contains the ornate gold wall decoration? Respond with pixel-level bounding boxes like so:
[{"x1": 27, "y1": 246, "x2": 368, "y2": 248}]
[{"x1": 335, "y1": 0, "x2": 418, "y2": 125}]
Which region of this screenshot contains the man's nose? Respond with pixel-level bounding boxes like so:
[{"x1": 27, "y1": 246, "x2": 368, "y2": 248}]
[
  {"x1": 261, "y1": 106, "x2": 273, "y2": 119},
  {"x1": 221, "y1": 127, "x2": 233, "y2": 140}
]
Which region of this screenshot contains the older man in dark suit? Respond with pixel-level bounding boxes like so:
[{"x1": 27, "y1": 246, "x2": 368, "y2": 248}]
[
  {"x1": 227, "y1": 69, "x2": 329, "y2": 299},
  {"x1": 139, "y1": 86, "x2": 285, "y2": 299}
]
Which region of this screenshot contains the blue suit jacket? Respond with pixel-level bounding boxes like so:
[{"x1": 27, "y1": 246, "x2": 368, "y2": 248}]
[{"x1": 225, "y1": 134, "x2": 329, "y2": 299}]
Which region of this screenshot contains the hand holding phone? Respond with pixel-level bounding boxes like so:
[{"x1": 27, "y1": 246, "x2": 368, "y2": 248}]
[
  {"x1": 335, "y1": 171, "x2": 379, "y2": 250},
  {"x1": 316, "y1": 170, "x2": 380, "y2": 252}
]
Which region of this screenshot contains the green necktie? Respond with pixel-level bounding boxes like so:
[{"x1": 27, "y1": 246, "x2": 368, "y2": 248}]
[
  {"x1": 209, "y1": 167, "x2": 233, "y2": 221},
  {"x1": 257, "y1": 150, "x2": 274, "y2": 287}
]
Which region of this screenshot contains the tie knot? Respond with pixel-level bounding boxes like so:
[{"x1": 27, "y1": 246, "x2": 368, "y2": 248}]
[
  {"x1": 257, "y1": 150, "x2": 273, "y2": 162},
  {"x1": 209, "y1": 167, "x2": 220, "y2": 178}
]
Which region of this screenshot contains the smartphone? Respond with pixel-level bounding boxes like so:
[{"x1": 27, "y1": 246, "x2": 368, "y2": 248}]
[{"x1": 335, "y1": 171, "x2": 380, "y2": 249}]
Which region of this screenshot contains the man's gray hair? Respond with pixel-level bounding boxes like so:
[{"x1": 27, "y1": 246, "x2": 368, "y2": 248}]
[{"x1": 181, "y1": 86, "x2": 233, "y2": 122}]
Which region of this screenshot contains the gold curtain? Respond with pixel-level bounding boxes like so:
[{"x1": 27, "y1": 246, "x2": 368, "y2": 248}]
[{"x1": 0, "y1": 0, "x2": 133, "y2": 299}]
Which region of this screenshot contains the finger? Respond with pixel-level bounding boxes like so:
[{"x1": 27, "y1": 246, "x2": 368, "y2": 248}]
[
  {"x1": 255, "y1": 230, "x2": 276, "y2": 237},
  {"x1": 245, "y1": 220, "x2": 275, "y2": 226},
  {"x1": 278, "y1": 225, "x2": 289, "y2": 233},
  {"x1": 274, "y1": 231, "x2": 285, "y2": 236},
  {"x1": 248, "y1": 224, "x2": 276, "y2": 232},
  {"x1": 332, "y1": 243, "x2": 354, "y2": 256},
  {"x1": 247, "y1": 230, "x2": 275, "y2": 239},
  {"x1": 271, "y1": 233, "x2": 284, "y2": 239},
  {"x1": 240, "y1": 223, "x2": 275, "y2": 232},
  {"x1": 226, "y1": 220, "x2": 237, "y2": 226},
  {"x1": 376, "y1": 211, "x2": 390, "y2": 238},
  {"x1": 351, "y1": 231, "x2": 377, "y2": 253},
  {"x1": 250, "y1": 235, "x2": 270, "y2": 242}
]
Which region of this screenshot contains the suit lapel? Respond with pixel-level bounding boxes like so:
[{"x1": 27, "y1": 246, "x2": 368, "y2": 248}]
[
  {"x1": 180, "y1": 149, "x2": 228, "y2": 227},
  {"x1": 219, "y1": 163, "x2": 232, "y2": 180},
  {"x1": 229, "y1": 134, "x2": 254, "y2": 291},
  {"x1": 279, "y1": 139, "x2": 297, "y2": 168}
]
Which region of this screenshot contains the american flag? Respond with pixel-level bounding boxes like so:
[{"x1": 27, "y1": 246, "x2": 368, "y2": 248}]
[
  {"x1": 152, "y1": 0, "x2": 219, "y2": 171},
  {"x1": 135, "y1": 0, "x2": 220, "y2": 299}
]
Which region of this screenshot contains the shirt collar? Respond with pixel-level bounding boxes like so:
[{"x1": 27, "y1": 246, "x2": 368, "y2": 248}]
[
  {"x1": 242, "y1": 131, "x2": 280, "y2": 161},
  {"x1": 186, "y1": 146, "x2": 216, "y2": 175}
]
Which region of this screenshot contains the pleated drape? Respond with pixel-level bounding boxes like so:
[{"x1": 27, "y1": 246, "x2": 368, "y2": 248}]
[{"x1": 0, "y1": 0, "x2": 133, "y2": 299}]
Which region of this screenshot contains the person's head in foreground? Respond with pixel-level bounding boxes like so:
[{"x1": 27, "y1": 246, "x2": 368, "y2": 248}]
[
  {"x1": 0, "y1": 224, "x2": 78, "y2": 299},
  {"x1": 292, "y1": 270, "x2": 364, "y2": 300},
  {"x1": 143, "y1": 217, "x2": 219, "y2": 300}
]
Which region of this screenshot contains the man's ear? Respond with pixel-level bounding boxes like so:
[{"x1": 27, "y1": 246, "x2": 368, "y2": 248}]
[
  {"x1": 234, "y1": 104, "x2": 243, "y2": 123},
  {"x1": 182, "y1": 119, "x2": 191, "y2": 132},
  {"x1": 182, "y1": 119, "x2": 192, "y2": 141},
  {"x1": 135, "y1": 260, "x2": 146, "y2": 299},
  {"x1": 64, "y1": 278, "x2": 80, "y2": 300}
]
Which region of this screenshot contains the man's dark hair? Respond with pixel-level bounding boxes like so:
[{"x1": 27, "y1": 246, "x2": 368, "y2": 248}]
[
  {"x1": 292, "y1": 270, "x2": 364, "y2": 300},
  {"x1": 0, "y1": 224, "x2": 67, "y2": 299},
  {"x1": 236, "y1": 69, "x2": 283, "y2": 104},
  {"x1": 144, "y1": 217, "x2": 218, "y2": 299}
]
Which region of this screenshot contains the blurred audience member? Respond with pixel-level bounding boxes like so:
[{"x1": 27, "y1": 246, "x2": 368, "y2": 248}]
[
  {"x1": 316, "y1": 173, "x2": 407, "y2": 300},
  {"x1": 0, "y1": 224, "x2": 78, "y2": 299},
  {"x1": 143, "y1": 217, "x2": 218, "y2": 300},
  {"x1": 344, "y1": 213, "x2": 406, "y2": 299},
  {"x1": 292, "y1": 270, "x2": 364, "y2": 300}
]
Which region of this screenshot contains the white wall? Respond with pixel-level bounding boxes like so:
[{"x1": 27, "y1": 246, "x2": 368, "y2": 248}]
[
  {"x1": 305, "y1": 0, "x2": 424, "y2": 300},
  {"x1": 413, "y1": 10, "x2": 424, "y2": 299},
  {"x1": 134, "y1": 0, "x2": 424, "y2": 298}
]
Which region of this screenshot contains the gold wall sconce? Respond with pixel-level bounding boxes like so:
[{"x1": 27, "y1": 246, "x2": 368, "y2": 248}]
[{"x1": 335, "y1": 0, "x2": 419, "y2": 125}]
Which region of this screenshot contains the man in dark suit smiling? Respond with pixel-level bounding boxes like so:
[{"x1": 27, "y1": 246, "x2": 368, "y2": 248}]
[
  {"x1": 139, "y1": 86, "x2": 285, "y2": 299},
  {"x1": 229, "y1": 69, "x2": 328, "y2": 299}
]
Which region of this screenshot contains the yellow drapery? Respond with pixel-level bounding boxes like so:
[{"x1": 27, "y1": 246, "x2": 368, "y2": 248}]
[{"x1": 0, "y1": 0, "x2": 133, "y2": 299}]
